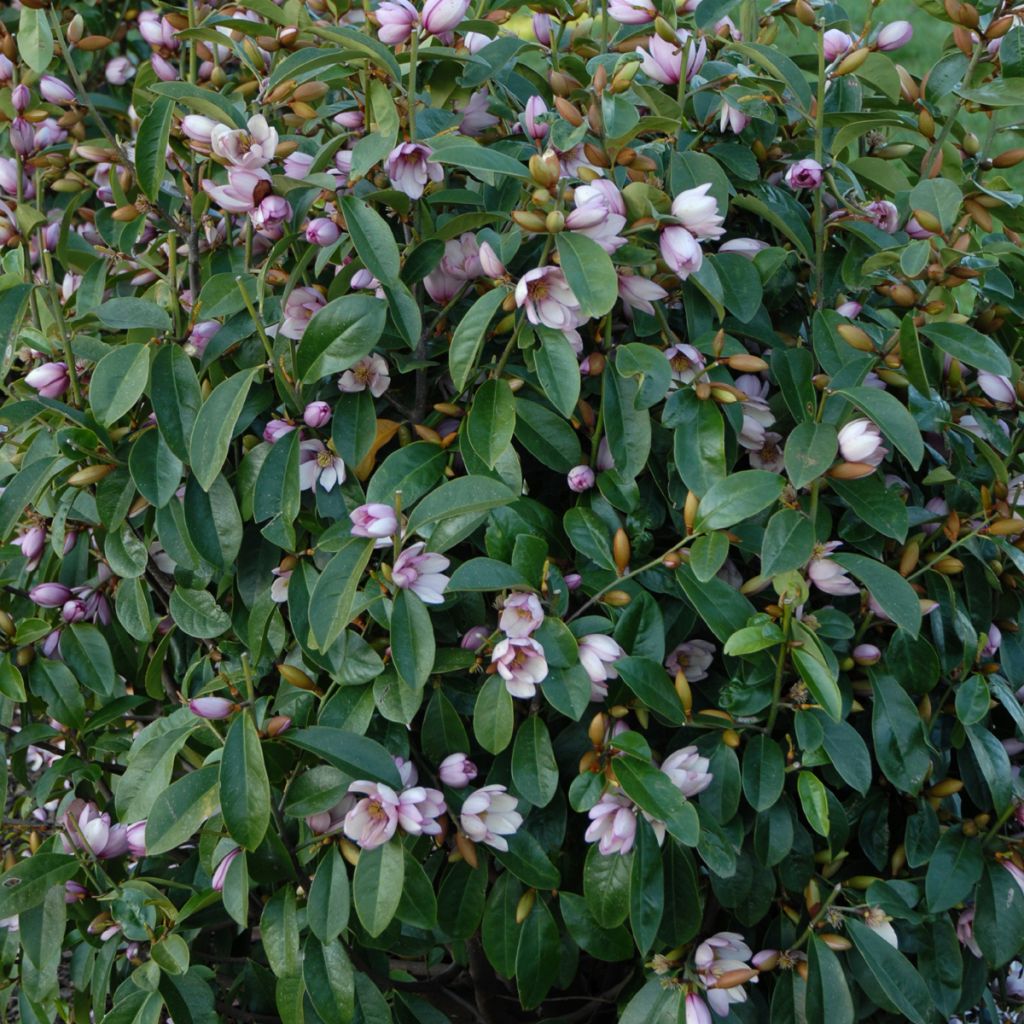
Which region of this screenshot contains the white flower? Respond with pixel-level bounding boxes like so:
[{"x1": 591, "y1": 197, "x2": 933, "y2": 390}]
[
  {"x1": 459, "y1": 785, "x2": 523, "y2": 851},
  {"x1": 298, "y1": 440, "x2": 346, "y2": 492}
]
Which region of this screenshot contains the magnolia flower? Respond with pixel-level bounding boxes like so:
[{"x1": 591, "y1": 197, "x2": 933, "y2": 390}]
[
  {"x1": 210, "y1": 114, "x2": 278, "y2": 169},
  {"x1": 982, "y1": 623, "x2": 1002, "y2": 660},
  {"x1": 343, "y1": 782, "x2": 402, "y2": 848},
  {"x1": 567, "y1": 464, "x2": 596, "y2": 492},
  {"x1": 457, "y1": 88, "x2": 498, "y2": 135},
  {"x1": 40, "y1": 76, "x2": 76, "y2": 105},
  {"x1": 864, "y1": 907, "x2": 899, "y2": 948},
  {"x1": 515, "y1": 266, "x2": 582, "y2": 331},
  {"x1": 660, "y1": 226, "x2": 703, "y2": 278},
  {"x1": 906, "y1": 215, "x2": 936, "y2": 239},
  {"x1": 14, "y1": 526, "x2": 46, "y2": 570},
  {"x1": 440, "y1": 233, "x2": 483, "y2": 280},
  {"x1": 302, "y1": 401, "x2": 331, "y2": 429},
  {"x1": 978, "y1": 371, "x2": 1016, "y2": 405},
  {"x1": 263, "y1": 419, "x2": 296, "y2": 445},
  {"x1": 392, "y1": 542, "x2": 450, "y2": 604},
  {"x1": 523, "y1": 96, "x2": 549, "y2": 139},
  {"x1": 377, "y1": 0, "x2": 418, "y2": 44},
  {"x1": 684, "y1": 993, "x2": 713, "y2": 1024},
  {"x1": 532, "y1": 13, "x2": 552, "y2": 45},
  {"x1": 665, "y1": 639, "x2": 715, "y2": 682},
  {"x1": 189, "y1": 696, "x2": 235, "y2": 719},
  {"x1": 186, "y1": 320, "x2": 219, "y2": 357},
  {"x1": 784, "y1": 159, "x2": 824, "y2": 190},
  {"x1": 479, "y1": 242, "x2": 505, "y2": 277},
  {"x1": 565, "y1": 202, "x2": 627, "y2": 253},
  {"x1": 609, "y1": 0, "x2": 656, "y2": 23},
  {"x1": 461, "y1": 625, "x2": 491, "y2": 650},
  {"x1": 720, "y1": 101, "x2": 750, "y2": 134},
  {"x1": 853, "y1": 643, "x2": 882, "y2": 665},
  {"x1": 306, "y1": 218, "x2": 341, "y2": 246},
  {"x1": 439, "y1": 753, "x2": 478, "y2": 788},
  {"x1": 181, "y1": 115, "x2": 217, "y2": 144},
  {"x1": 823, "y1": 28, "x2": 853, "y2": 61},
  {"x1": 876, "y1": 20, "x2": 913, "y2": 50},
  {"x1": 697, "y1": 931, "x2": 756, "y2": 1016},
  {"x1": 299, "y1": 439, "x2": 346, "y2": 492},
  {"x1": 835, "y1": 300, "x2": 862, "y2": 318},
  {"x1": 957, "y1": 906, "x2": 982, "y2": 958},
  {"x1": 807, "y1": 541, "x2": 859, "y2": 596},
  {"x1": 338, "y1": 353, "x2": 390, "y2": 397},
  {"x1": 105, "y1": 57, "x2": 135, "y2": 85},
  {"x1": 387, "y1": 142, "x2": 443, "y2": 200},
  {"x1": 499, "y1": 593, "x2": 544, "y2": 638},
  {"x1": 350, "y1": 503, "x2": 399, "y2": 540},
  {"x1": 126, "y1": 821, "x2": 147, "y2": 858},
  {"x1": 25, "y1": 361, "x2": 70, "y2": 398},
  {"x1": 280, "y1": 286, "x2": 326, "y2": 339},
  {"x1": 29, "y1": 582, "x2": 73, "y2": 607},
  {"x1": 749, "y1": 431, "x2": 785, "y2": 473},
  {"x1": 665, "y1": 344, "x2": 706, "y2": 384},
  {"x1": 491, "y1": 636, "x2": 549, "y2": 698},
  {"x1": 270, "y1": 567, "x2": 291, "y2": 603},
  {"x1": 617, "y1": 273, "x2": 668, "y2": 317},
  {"x1": 396, "y1": 786, "x2": 446, "y2": 836},
  {"x1": 637, "y1": 29, "x2": 707, "y2": 85},
  {"x1": 459, "y1": 785, "x2": 523, "y2": 850},
  {"x1": 422, "y1": 0, "x2": 472, "y2": 35},
  {"x1": 838, "y1": 418, "x2": 886, "y2": 466},
  {"x1": 661, "y1": 746, "x2": 713, "y2": 797},
  {"x1": 578, "y1": 634, "x2": 625, "y2": 701},
  {"x1": 212, "y1": 847, "x2": 241, "y2": 891},
  {"x1": 585, "y1": 793, "x2": 638, "y2": 855},
  {"x1": 671, "y1": 183, "x2": 725, "y2": 241},
  {"x1": 202, "y1": 167, "x2": 272, "y2": 214},
  {"x1": 865, "y1": 200, "x2": 900, "y2": 233}
]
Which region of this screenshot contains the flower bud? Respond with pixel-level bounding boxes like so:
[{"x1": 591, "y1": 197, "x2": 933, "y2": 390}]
[
  {"x1": 29, "y1": 582, "x2": 73, "y2": 607},
  {"x1": 189, "y1": 696, "x2": 235, "y2": 719}
]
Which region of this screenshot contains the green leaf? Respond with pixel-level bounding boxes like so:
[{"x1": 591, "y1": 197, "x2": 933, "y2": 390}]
[
  {"x1": 447, "y1": 557, "x2": 529, "y2": 592},
  {"x1": 807, "y1": 936, "x2": 855, "y2": 1024},
  {"x1": 308, "y1": 847, "x2": 350, "y2": 942},
  {"x1": 295, "y1": 294, "x2": 387, "y2": 383},
  {"x1": 303, "y1": 936, "x2": 355, "y2": 1023},
  {"x1": 695, "y1": 470, "x2": 784, "y2": 530},
  {"x1": 308, "y1": 538, "x2": 376, "y2": 651},
  {"x1": 618, "y1": 979, "x2": 681, "y2": 1024},
  {"x1": 834, "y1": 387, "x2": 924, "y2": 469},
  {"x1": 136, "y1": 98, "x2": 174, "y2": 200},
  {"x1": 870, "y1": 672, "x2": 931, "y2": 795},
  {"x1": 534, "y1": 327, "x2": 581, "y2": 417},
  {"x1": 742, "y1": 735, "x2": 786, "y2": 811},
  {"x1": 437, "y1": 859, "x2": 487, "y2": 939},
  {"x1": 466, "y1": 378, "x2": 516, "y2": 468},
  {"x1": 560, "y1": 892, "x2": 633, "y2": 962},
  {"x1": 955, "y1": 675, "x2": 989, "y2": 726},
  {"x1": 671, "y1": 397, "x2": 726, "y2": 495},
  {"x1": 169, "y1": 587, "x2": 232, "y2": 639},
  {"x1": 188, "y1": 367, "x2": 260, "y2": 491},
  {"x1": 17, "y1": 7, "x2": 53, "y2": 73},
  {"x1": 515, "y1": 899, "x2": 560, "y2": 1010},
  {"x1": 724, "y1": 621, "x2": 785, "y2": 657},
  {"x1": 729, "y1": 41, "x2": 813, "y2": 109},
  {"x1": 615, "y1": 656, "x2": 686, "y2": 724},
  {"x1": 614, "y1": 755, "x2": 699, "y2": 846},
  {"x1": 791, "y1": 638, "x2": 843, "y2": 722},
  {"x1": 925, "y1": 828, "x2": 983, "y2": 913},
  {"x1": 832, "y1": 553, "x2": 921, "y2": 637},
  {"x1": 797, "y1": 771, "x2": 830, "y2": 837},
  {"x1": 829, "y1": 476, "x2": 908, "y2": 543},
  {"x1": 817, "y1": 716, "x2": 872, "y2": 795},
  {"x1": 919, "y1": 321, "x2": 1012, "y2": 377},
  {"x1": 93, "y1": 297, "x2": 171, "y2": 333},
  {"x1": 284, "y1": 728, "x2": 401, "y2": 787},
  {"x1": 557, "y1": 232, "x2": 618, "y2": 318},
  {"x1": 145, "y1": 764, "x2": 220, "y2": 856},
  {"x1": 129, "y1": 427, "x2": 183, "y2": 509},
  {"x1": 846, "y1": 918, "x2": 935, "y2": 1024},
  {"x1": 150, "y1": 345, "x2": 202, "y2": 463},
  {"x1": 482, "y1": 874, "x2": 522, "y2": 976},
  {"x1": 511, "y1": 717, "x2": 558, "y2": 807},
  {"x1": 339, "y1": 195, "x2": 400, "y2": 286},
  {"x1": 974, "y1": 861, "x2": 1024, "y2": 968},
  {"x1": 0, "y1": 855, "x2": 77, "y2": 920},
  {"x1": 62, "y1": 623, "x2": 115, "y2": 697},
  {"x1": 629, "y1": 817, "x2": 664, "y2": 956},
  {"x1": 514, "y1": 397, "x2": 583, "y2": 473},
  {"x1": 407, "y1": 476, "x2": 514, "y2": 536},
  {"x1": 449, "y1": 288, "x2": 507, "y2": 392},
  {"x1": 29, "y1": 658, "x2": 85, "y2": 729},
  {"x1": 563, "y1": 507, "x2": 616, "y2": 571},
  {"x1": 908, "y1": 177, "x2": 961, "y2": 232},
  {"x1": 390, "y1": 588, "x2": 435, "y2": 692},
  {"x1": 584, "y1": 843, "x2": 631, "y2": 928},
  {"x1": 90, "y1": 344, "x2": 151, "y2": 426},
  {"x1": 474, "y1": 674, "x2": 514, "y2": 754},
  {"x1": 602, "y1": 369, "x2": 651, "y2": 481},
  {"x1": 784, "y1": 421, "x2": 837, "y2": 489},
  {"x1": 762, "y1": 508, "x2": 815, "y2": 576},
  {"x1": 689, "y1": 530, "x2": 730, "y2": 583},
  {"x1": 220, "y1": 715, "x2": 271, "y2": 850},
  {"x1": 491, "y1": 829, "x2": 560, "y2": 889},
  {"x1": 349, "y1": 78, "x2": 398, "y2": 179},
  {"x1": 353, "y1": 841, "x2": 404, "y2": 937}
]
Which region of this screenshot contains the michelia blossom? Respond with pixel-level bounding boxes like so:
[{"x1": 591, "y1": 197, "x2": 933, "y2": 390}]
[
  {"x1": 14, "y1": 527, "x2": 46, "y2": 570},
  {"x1": 661, "y1": 746, "x2": 713, "y2": 797},
  {"x1": 421, "y1": 0, "x2": 472, "y2": 35},
  {"x1": 618, "y1": 273, "x2": 668, "y2": 317},
  {"x1": 440, "y1": 233, "x2": 483, "y2": 279},
  {"x1": 864, "y1": 907, "x2": 899, "y2": 948},
  {"x1": 609, "y1": 0, "x2": 656, "y2": 23},
  {"x1": 807, "y1": 541, "x2": 859, "y2": 596},
  {"x1": 210, "y1": 114, "x2": 278, "y2": 169},
  {"x1": 392, "y1": 542, "x2": 450, "y2": 604},
  {"x1": 720, "y1": 101, "x2": 750, "y2": 134},
  {"x1": 212, "y1": 848, "x2": 241, "y2": 891},
  {"x1": 585, "y1": 793, "x2": 638, "y2": 855},
  {"x1": 491, "y1": 636, "x2": 549, "y2": 698},
  {"x1": 684, "y1": 994, "x2": 713, "y2": 1024},
  {"x1": 280, "y1": 287, "x2": 326, "y2": 339},
  {"x1": 270, "y1": 567, "x2": 292, "y2": 603},
  {"x1": 660, "y1": 226, "x2": 703, "y2": 278},
  {"x1": 784, "y1": 158, "x2": 824, "y2": 190},
  {"x1": 298, "y1": 439, "x2": 346, "y2": 492},
  {"x1": 439, "y1": 753, "x2": 478, "y2": 787},
  {"x1": 876, "y1": 20, "x2": 913, "y2": 50},
  {"x1": 202, "y1": 167, "x2": 272, "y2": 214},
  {"x1": 637, "y1": 29, "x2": 707, "y2": 85},
  {"x1": 671, "y1": 183, "x2": 725, "y2": 241},
  {"x1": 303, "y1": 401, "x2": 331, "y2": 428},
  {"x1": 498, "y1": 592, "x2": 544, "y2": 638},
  {"x1": 837, "y1": 417, "x2": 886, "y2": 466},
  {"x1": 343, "y1": 782, "x2": 402, "y2": 848},
  {"x1": 61, "y1": 800, "x2": 120, "y2": 857},
  {"x1": 823, "y1": 28, "x2": 853, "y2": 61},
  {"x1": 338, "y1": 353, "x2": 391, "y2": 397},
  {"x1": 350, "y1": 503, "x2": 399, "y2": 539},
  {"x1": 25, "y1": 361, "x2": 70, "y2": 398},
  {"x1": 386, "y1": 142, "x2": 443, "y2": 200},
  {"x1": 665, "y1": 344, "x2": 705, "y2": 384},
  {"x1": 578, "y1": 634, "x2": 625, "y2": 701},
  {"x1": 181, "y1": 115, "x2": 217, "y2": 144},
  {"x1": 978, "y1": 371, "x2": 1016, "y2": 404},
  {"x1": 189, "y1": 696, "x2": 235, "y2": 719},
  {"x1": 515, "y1": 266, "x2": 582, "y2": 331},
  {"x1": 376, "y1": 0, "x2": 418, "y2": 44},
  {"x1": 523, "y1": 96, "x2": 549, "y2": 139},
  {"x1": 697, "y1": 931, "x2": 756, "y2": 1016},
  {"x1": 567, "y1": 464, "x2": 596, "y2": 492},
  {"x1": 720, "y1": 237, "x2": 768, "y2": 258},
  {"x1": 865, "y1": 199, "x2": 900, "y2": 233},
  {"x1": 459, "y1": 785, "x2": 523, "y2": 850},
  {"x1": 29, "y1": 582, "x2": 72, "y2": 607},
  {"x1": 665, "y1": 639, "x2": 715, "y2": 682}
]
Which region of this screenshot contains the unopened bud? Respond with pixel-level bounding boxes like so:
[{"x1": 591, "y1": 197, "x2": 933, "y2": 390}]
[
  {"x1": 994, "y1": 148, "x2": 1024, "y2": 169},
  {"x1": 278, "y1": 663, "x2": 318, "y2": 690},
  {"x1": 837, "y1": 324, "x2": 875, "y2": 351},
  {"x1": 835, "y1": 47, "x2": 870, "y2": 76},
  {"x1": 931, "y1": 555, "x2": 964, "y2": 574},
  {"x1": 515, "y1": 890, "x2": 536, "y2": 924},
  {"x1": 68, "y1": 464, "x2": 116, "y2": 486},
  {"x1": 601, "y1": 590, "x2": 631, "y2": 607}
]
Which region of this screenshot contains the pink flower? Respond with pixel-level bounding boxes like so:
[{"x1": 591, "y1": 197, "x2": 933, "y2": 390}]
[
  {"x1": 212, "y1": 847, "x2": 241, "y2": 891},
  {"x1": 585, "y1": 793, "x2": 638, "y2": 855},
  {"x1": 853, "y1": 643, "x2": 881, "y2": 665},
  {"x1": 823, "y1": 29, "x2": 853, "y2": 61},
  {"x1": 343, "y1": 781, "x2": 401, "y2": 848},
  {"x1": 665, "y1": 344, "x2": 705, "y2": 385},
  {"x1": 835, "y1": 300, "x2": 862, "y2": 318},
  {"x1": 532, "y1": 13, "x2": 552, "y2": 45},
  {"x1": 422, "y1": 0, "x2": 471, "y2": 35},
  {"x1": 126, "y1": 821, "x2": 147, "y2": 858},
  {"x1": 387, "y1": 142, "x2": 444, "y2": 200},
  {"x1": 865, "y1": 200, "x2": 900, "y2": 233},
  {"x1": 499, "y1": 592, "x2": 545, "y2": 638},
  {"x1": 479, "y1": 242, "x2": 505, "y2": 277},
  {"x1": 25, "y1": 361, "x2": 70, "y2": 398},
  {"x1": 61, "y1": 800, "x2": 115, "y2": 857},
  {"x1": 280, "y1": 286, "x2": 326, "y2": 340},
  {"x1": 40, "y1": 76, "x2": 76, "y2": 105},
  {"x1": 838, "y1": 417, "x2": 886, "y2": 465},
  {"x1": 609, "y1": 0, "x2": 656, "y2": 23},
  {"x1": 439, "y1": 753, "x2": 478, "y2": 788},
  {"x1": 29, "y1": 582, "x2": 72, "y2": 607},
  {"x1": 579, "y1": 634, "x2": 625, "y2": 700},
  {"x1": 270, "y1": 567, "x2": 292, "y2": 603},
  {"x1": 978, "y1": 371, "x2": 1016, "y2": 405},
  {"x1": 1004, "y1": 860, "x2": 1024, "y2": 896},
  {"x1": 524, "y1": 96, "x2": 549, "y2": 139},
  {"x1": 749, "y1": 431, "x2": 784, "y2": 473},
  {"x1": 807, "y1": 541, "x2": 860, "y2": 596},
  {"x1": 461, "y1": 625, "x2": 491, "y2": 650},
  {"x1": 397, "y1": 786, "x2": 446, "y2": 835},
  {"x1": 719, "y1": 237, "x2": 770, "y2": 259},
  {"x1": 515, "y1": 266, "x2": 582, "y2": 331},
  {"x1": 567, "y1": 464, "x2": 596, "y2": 492},
  {"x1": 459, "y1": 785, "x2": 523, "y2": 850},
  {"x1": 306, "y1": 218, "x2": 341, "y2": 246},
  {"x1": 665, "y1": 639, "x2": 715, "y2": 682},
  {"x1": 441, "y1": 233, "x2": 483, "y2": 279},
  {"x1": 186, "y1": 320, "x2": 220, "y2": 357},
  {"x1": 784, "y1": 158, "x2": 824, "y2": 190},
  {"x1": 684, "y1": 994, "x2": 713, "y2": 1024},
  {"x1": 202, "y1": 167, "x2": 272, "y2": 215},
  {"x1": 392, "y1": 542, "x2": 450, "y2": 604},
  {"x1": 189, "y1": 696, "x2": 235, "y2": 719},
  {"x1": 618, "y1": 273, "x2": 668, "y2": 317},
  {"x1": 252, "y1": 195, "x2": 291, "y2": 233},
  {"x1": 565, "y1": 202, "x2": 627, "y2": 253},
  {"x1": 720, "y1": 101, "x2": 749, "y2": 134},
  {"x1": 661, "y1": 746, "x2": 713, "y2": 797},
  {"x1": 350, "y1": 503, "x2": 399, "y2": 540},
  {"x1": 263, "y1": 419, "x2": 296, "y2": 444},
  {"x1": 338, "y1": 353, "x2": 390, "y2": 397},
  {"x1": 956, "y1": 906, "x2": 982, "y2": 958},
  {"x1": 660, "y1": 226, "x2": 703, "y2": 278},
  {"x1": 298, "y1": 439, "x2": 346, "y2": 492},
  {"x1": 697, "y1": 931, "x2": 755, "y2": 1016},
  {"x1": 876, "y1": 20, "x2": 913, "y2": 50},
  {"x1": 303, "y1": 401, "x2": 332, "y2": 428},
  {"x1": 637, "y1": 29, "x2": 707, "y2": 85},
  {"x1": 377, "y1": 0, "x2": 418, "y2": 43},
  {"x1": 457, "y1": 89, "x2": 499, "y2": 135},
  {"x1": 105, "y1": 57, "x2": 136, "y2": 85},
  {"x1": 62, "y1": 599, "x2": 88, "y2": 623},
  {"x1": 210, "y1": 114, "x2": 278, "y2": 169},
  {"x1": 14, "y1": 526, "x2": 46, "y2": 569},
  {"x1": 906, "y1": 215, "x2": 936, "y2": 239},
  {"x1": 982, "y1": 623, "x2": 1002, "y2": 660},
  {"x1": 181, "y1": 115, "x2": 218, "y2": 144},
  {"x1": 671, "y1": 183, "x2": 725, "y2": 241},
  {"x1": 491, "y1": 636, "x2": 548, "y2": 698}
]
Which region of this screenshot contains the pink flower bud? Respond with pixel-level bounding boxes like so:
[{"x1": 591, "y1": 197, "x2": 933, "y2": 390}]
[
  {"x1": 784, "y1": 158, "x2": 824, "y2": 190},
  {"x1": 40, "y1": 76, "x2": 76, "y2": 105},
  {"x1": 876, "y1": 20, "x2": 913, "y2": 51},
  {"x1": 523, "y1": 96, "x2": 549, "y2": 140},
  {"x1": 11, "y1": 84, "x2": 31, "y2": 114},
  {"x1": 10, "y1": 118, "x2": 35, "y2": 157},
  {"x1": 461, "y1": 625, "x2": 491, "y2": 650},
  {"x1": 439, "y1": 752, "x2": 478, "y2": 788},
  {"x1": 835, "y1": 300, "x2": 862, "y2": 318},
  {"x1": 189, "y1": 696, "x2": 235, "y2": 719},
  {"x1": 125, "y1": 821, "x2": 147, "y2": 858},
  {"x1": 567, "y1": 464, "x2": 596, "y2": 492},
  {"x1": 29, "y1": 582, "x2": 73, "y2": 608},
  {"x1": 305, "y1": 217, "x2": 341, "y2": 246},
  {"x1": 263, "y1": 419, "x2": 297, "y2": 444},
  {"x1": 303, "y1": 401, "x2": 332, "y2": 428},
  {"x1": 61, "y1": 599, "x2": 89, "y2": 623},
  {"x1": 479, "y1": 241, "x2": 505, "y2": 277},
  {"x1": 151, "y1": 55, "x2": 179, "y2": 82},
  {"x1": 335, "y1": 110, "x2": 365, "y2": 130},
  {"x1": 564, "y1": 572, "x2": 582, "y2": 591},
  {"x1": 349, "y1": 503, "x2": 399, "y2": 539},
  {"x1": 212, "y1": 847, "x2": 241, "y2": 890},
  {"x1": 852, "y1": 643, "x2": 881, "y2": 665},
  {"x1": 822, "y1": 29, "x2": 852, "y2": 62},
  {"x1": 421, "y1": 0, "x2": 472, "y2": 35}
]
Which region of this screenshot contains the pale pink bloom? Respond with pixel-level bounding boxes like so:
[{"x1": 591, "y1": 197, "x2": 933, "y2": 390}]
[
  {"x1": 785, "y1": 159, "x2": 824, "y2": 190},
  {"x1": 387, "y1": 142, "x2": 443, "y2": 200},
  {"x1": 461, "y1": 625, "x2": 491, "y2": 650},
  {"x1": 441, "y1": 233, "x2": 483, "y2": 279},
  {"x1": 720, "y1": 101, "x2": 749, "y2": 134},
  {"x1": 835, "y1": 300, "x2": 862, "y2": 318},
  {"x1": 684, "y1": 994, "x2": 713, "y2": 1024},
  {"x1": 865, "y1": 199, "x2": 900, "y2": 233},
  {"x1": 609, "y1": 0, "x2": 656, "y2": 23},
  {"x1": 210, "y1": 114, "x2": 278, "y2": 169},
  {"x1": 306, "y1": 218, "x2": 341, "y2": 246},
  {"x1": 660, "y1": 226, "x2": 703, "y2": 278},
  {"x1": 864, "y1": 907, "x2": 899, "y2": 948},
  {"x1": 424, "y1": 265, "x2": 462, "y2": 304},
  {"x1": 344, "y1": 781, "x2": 401, "y2": 848},
  {"x1": 457, "y1": 89, "x2": 499, "y2": 135},
  {"x1": 719, "y1": 237, "x2": 768, "y2": 259},
  {"x1": 579, "y1": 633, "x2": 625, "y2": 700},
  {"x1": 299, "y1": 439, "x2": 346, "y2": 492},
  {"x1": 377, "y1": 0, "x2": 418, "y2": 44},
  {"x1": 661, "y1": 746, "x2": 713, "y2": 797},
  {"x1": 568, "y1": 464, "x2": 596, "y2": 492},
  {"x1": 637, "y1": 29, "x2": 707, "y2": 85},
  {"x1": 575, "y1": 180, "x2": 627, "y2": 217},
  {"x1": 439, "y1": 753, "x2": 477, "y2": 788},
  {"x1": 350, "y1": 503, "x2": 398, "y2": 539},
  {"x1": 252, "y1": 194, "x2": 291, "y2": 233},
  {"x1": 523, "y1": 95, "x2": 549, "y2": 139},
  {"x1": 392, "y1": 542, "x2": 450, "y2": 604},
  {"x1": 212, "y1": 847, "x2": 241, "y2": 890},
  {"x1": 105, "y1": 57, "x2": 135, "y2": 85},
  {"x1": 697, "y1": 931, "x2": 756, "y2": 1015},
  {"x1": 150, "y1": 55, "x2": 176, "y2": 80},
  {"x1": 1004, "y1": 860, "x2": 1024, "y2": 896},
  {"x1": 665, "y1": 343, "x2": 705, "y2": 384},
  {"x1": 263, "y1": 419, "x2": 296, "y2": 444},
  {"x1": 532, "y1": 13, "x2": 552, "y2": 45},
  {"x1": 29, "y1": 582, "x2": 72, "y2": 607},
  {"x1": 459, "y1": 784, "x2": 523, "y2": 850},
  {"x1": 479, "y1": 241, "x2": 505, "y2": 277},
  {"x1": 280, "y1": 286, "x2": 326, "y2": 339},
  {"x1": 596, "y1": 437, "x2": 615, "y2": 471},
  {"x1": 14, "y1": 527, "x2": 46, "y2": 570},
  {"x1": 515, "y1": 266, "x2": 582, "y2": 331},
  {"x1": 585, "y1": 793, "x2": 638, "y2": 855},
  {"x1": 189, "y1": 696, "x2": 235, "y2": 719},
  {"x1": 905, "y1": 215, "x2": 936, "y2": 240},
  {"x1": 618, "y1": 273, "x2": 667, "y2": 317},
  {"x1": 462, "y1": 31, "x2": 492, "y2": 54},
  {"x1": 565, "y1": 203, "x2": 627, "y2": 253},
  {"x1": 181, "y1": 115, "x2": 217, "y2": 144},
  {"x1": 957, "y1": 906, "x2": 982, "y2": 958},
  {"x1": 202, "y1": 167, "x2": 272, "y2": 214},
  {"x1": 499, "y1": 592, "x2": 545, "y2": 638},
  {"x1": 62, "y1": 599, "x2": 88, "y2": 623},
  {"x1": 25, "y1": 361, "x2": 70, "y2": 398},
  {"x1": 978, "y1": 371, "x2": 1016, "y2": 404},
  {"x1": 338, "y1": 353, "x2": 391, "y2": 397},
  {"x1": 491, "y1": 636, "x2": 549, "y2": 698},
  {"x1": 398, "y1": 786, "x2": 446, "y2": 835},
  {"x1": 307, "y1": 795, "x2": 355, "y2": 836},
  {"x1": 823, "y1": 28, "x2": 853, "y2": 61},
  {"x1": 303, "y1": 401, "x2": 331, "y2": 428},
  {"x1": 125, "y1": 821, "x2": 147, "y2": 858},
  {"x1": 665, "y1": 639, "x2": 715, "y2": 682},
  {"x1": 335, "y1": 110, "x2": 365, "y2": 130},
  {"x1": 186, "y1": 320, "x2": 219, "y2": 357},
  {"x1": 422, "y1": 0, "x2": 471, "y2": 35},
  {"x1": 982, "y1": 623, "x2": 1002, "y2": 659},
  {"x1": 270, "y1": 567, "x2": 292, "y2": 603},
  {"x1": 61, "y1": 800, "x2": 115, "y2": 856},
  {"x1": 40, "y1": 76, "x2": 76, "y2": 105},
  {"x1": 283, "y1": 151, "x2": 315, "y2": 178},
  {"x1": 807, "y1": 541, "x2": 860, "y2": 596},
  {"x1": 876, "y1": 20, "x2": 913, "y2": 50},
  {"x1": 838, "y1": 417, "x2": 886, "y2": 465},
  {"x1": 749, "y1": 431, "x2": 785, "y2": 473},
  {"x1": 853, "y1": 643, "x2": 881, "y2": 665},
  {"x1": 671, "y1": 183, "x2": 725, "y2": 241}
]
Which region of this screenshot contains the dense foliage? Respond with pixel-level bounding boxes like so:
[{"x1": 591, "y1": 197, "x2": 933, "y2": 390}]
[{"x1": 3, "y1": 0, "x2": 1024, "y2": 1019}]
